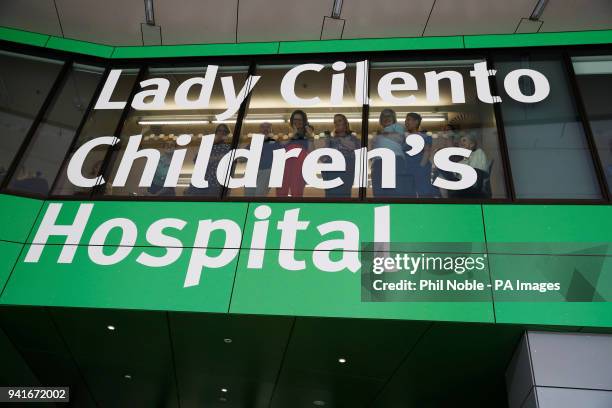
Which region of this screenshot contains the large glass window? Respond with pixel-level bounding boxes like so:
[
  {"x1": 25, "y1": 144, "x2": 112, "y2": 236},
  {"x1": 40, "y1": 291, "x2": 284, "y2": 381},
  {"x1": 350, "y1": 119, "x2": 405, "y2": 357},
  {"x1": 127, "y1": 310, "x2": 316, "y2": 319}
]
[
  {"x1": 367, "y1": 59, "x2": 507, "y2": 199},
  {"x1": 52, "y1": 68, "x2": 139, "y2": 196},
  {"x1": 228, "y1": 61, "x2": 364, "y2": 199},
  {"x1": 101, "y1": 65, "x2": 249, "y2": 198},
  {"x1": 8, "y1": 64, "x2": 103, "y2": 195},
  {"x1": 495, "y1": 52, "x2": 601, "y2": 199},
  {"x1": 572, "y1": 55, "x2": 612, "y2": 195},
  {"x1": 0, "y1": 51, "x2": 63, "y2": 184}
]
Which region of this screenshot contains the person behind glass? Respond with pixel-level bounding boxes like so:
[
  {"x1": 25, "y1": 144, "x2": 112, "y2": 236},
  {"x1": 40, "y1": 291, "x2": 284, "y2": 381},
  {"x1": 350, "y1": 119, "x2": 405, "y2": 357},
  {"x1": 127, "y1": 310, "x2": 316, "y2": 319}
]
[
  {"x1": 371, "y1": 108, "x2": 413, "y2": 197},
  {"x1": 451, "y1": 132, "x2": 489, "y2": 198},
  {"x1": 276, "y1": 110, "x2": 313, "y2": 197},
  {"x1": 321, "y1": 114, "x2": 361, "y2": 198},
  {"x1": 404, "y1": 112, "x2": 439, "y2": 198},
  {"x1": 148, "y1": 140, "x2": 176, "y2": 196},
  {"x1": 244, "y1": 121, "x2": 280, "y2": 197},
  {"x1": 186, "y1": 123, "x2": 232, "y2": 196}
]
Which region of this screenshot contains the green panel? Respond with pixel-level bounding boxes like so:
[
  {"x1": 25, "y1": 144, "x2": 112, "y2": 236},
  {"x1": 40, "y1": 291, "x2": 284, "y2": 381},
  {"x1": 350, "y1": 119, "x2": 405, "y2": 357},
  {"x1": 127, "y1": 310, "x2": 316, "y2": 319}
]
[
  {"x1": 111, "y1": 41, "x2": 279, "y2": 59},
  {"x1": 1, "y1": 244, "x2": 238, "y2": 312},
  {"x1": 229, "y1": 249, "x2": 494, "y2": 323},
  {"x1": 46, "y1": 36, "x2": 114, "y2": 58},
  {"x1": 0, "y1": 241, "x2": 24, "y2": 295},
  {"x1": 278, "y1": 36, "x2": 464, "y2": 54},
  {"x1": 483, "y1": 205, "x2": 612, "y2": 327},
  {"x1": 483, "y1": 205, "x2": 612, "y2": 243},
  {"x1": 27, "y1": 201, "x2": 248, "y2": 247},
  {"x1": 465, "y1": 30, "x2": 612, "y2": 48},
  {"x1": 0, "y1": 194, "x2": 45, "y2": 243},
  {"x1": 0, "y1": 26, "x2": 49, "y2": 47},
  {"x1": 241, "y1": 203, "x2": 485, "y2": 251}
]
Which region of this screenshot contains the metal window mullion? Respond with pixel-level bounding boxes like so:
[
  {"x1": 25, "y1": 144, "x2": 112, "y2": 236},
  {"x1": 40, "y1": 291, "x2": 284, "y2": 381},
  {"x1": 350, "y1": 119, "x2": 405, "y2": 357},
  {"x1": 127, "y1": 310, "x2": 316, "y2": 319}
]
[
  {"x1": 486, "y1": 53, "x2": 517, "y2": 202},
  {"x1": 48, "y1": 66, "x2": 112, "y2": 197},
  {"x1": 90, "y1": 65, "x2": 148, "y2": 199},
  {"x1": 562, "y1": 51, "x2": 611, "y2": 202},
  {"x1": 0, "y1": 59, "x2": 73, "y2": 192},
  {"x1": 359, "y1": 58, "x2": 371, "y2": 201},
  {"x1": 221, "y1": 61, "x2": 257, "y2": 200}
]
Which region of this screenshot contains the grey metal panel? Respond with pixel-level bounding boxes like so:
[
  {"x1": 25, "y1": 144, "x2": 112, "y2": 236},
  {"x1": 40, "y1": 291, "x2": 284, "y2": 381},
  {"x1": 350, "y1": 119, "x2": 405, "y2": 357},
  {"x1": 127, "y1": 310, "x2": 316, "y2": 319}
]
[
  {"x1": 522, "y1": 388, "x2": 539, "y2": 408},
  {"x1": 536, "y1": 387, "x2": 612, "y2": 408},
  {"x1": 237, "y1": 0, "x2": 330, "y2": 42},
  {"x1": 321, "y1": 16, "x2": 344, "y2": 40},
  {"x1": 506, "y1": 334, "x2": 536, "y2": 408},
  {"x1": 341, "y1": 0, "x2": 433, "y2": 39},
  {"x1": 424, "y1": 0, "x2": 534, "y2": 36},
  {"x1": 155, "y1": 0, "x2": 237, "y2": 45},
  {"x1": 55, "y1": 0, "x2": 144, "y2": 45},
  {"x1": 515, "y1": 18, "x2": 543, "y2": 34},
  {"x1": 141, "y1": 23, "x2": 161, "y2": 46},
  {"x1": 528, "y1": 332, "x2": 612, "y2": 391},
  {"x1": 0, "y1": 0, "x2": 62, "y2": 36},
  {"x1": 539, "y1": 0, "x2": 612, "y2": 32}
]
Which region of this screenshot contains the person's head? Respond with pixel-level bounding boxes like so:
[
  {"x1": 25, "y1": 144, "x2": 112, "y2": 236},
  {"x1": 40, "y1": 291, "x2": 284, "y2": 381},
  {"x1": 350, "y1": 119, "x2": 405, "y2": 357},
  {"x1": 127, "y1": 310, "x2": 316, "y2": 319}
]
[
  {"x1": 333, "y1": 114, "x2": 351, "y2": 136},
  {"x1": 459, "y1": 133, "x2": 478, "y2": 150},
  {"x1": 379, "y1": 109, "x2": 396, "y2": 127},
  {"x1": 214, "y1": 124, "x2": 231, "y2": 143},
  {"x1": 405, "y1": 112, "x2": 422, "y2": 133},
  {"x1": 290, "y1": 110, "x2": 308, "y2": 132},
  {"x1": 259, "y1": 122, "x2": 272, "y2": 136},
  {"x1": 162, "y1": 140, "x2": 174, "y2": 154}
]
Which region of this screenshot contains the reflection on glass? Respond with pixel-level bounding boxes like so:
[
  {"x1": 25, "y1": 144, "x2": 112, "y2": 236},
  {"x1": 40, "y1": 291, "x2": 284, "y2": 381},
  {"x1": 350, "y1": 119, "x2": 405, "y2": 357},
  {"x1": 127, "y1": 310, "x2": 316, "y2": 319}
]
[
  {"x1": 495, "y1": 53, "x2": 601, "y2": 199},
  {"x1": 0, "y1": 51, "x2": 63, "y2": 184},
  {"x1": 53, "y1": 68, "x2": 139, "y2": 196},
  {"x1": 8, "y1": 64, "x2": 103, "y2": 195},
  {"x1": 367, "y1": 59, "x2": 506, "y2": 199},
  {"x1": 102, "y1": 65, "x2": 248, "y2": 197},
  {"x1": 572, "y1": 55, "x2": 612, "y2": 194},
  {"x1": 230, "y1": 62, "x2": 363, "y2": 199}
]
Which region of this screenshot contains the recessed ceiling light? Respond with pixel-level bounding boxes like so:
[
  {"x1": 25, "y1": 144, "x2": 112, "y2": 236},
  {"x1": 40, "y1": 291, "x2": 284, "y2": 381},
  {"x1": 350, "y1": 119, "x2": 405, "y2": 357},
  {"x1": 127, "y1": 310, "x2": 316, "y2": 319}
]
[
  {"x1": 221, "y1": 388, "x2": 228, "y2": 393},
  {"x1": 124, "y1": 374, "x2": 132, "y2": 380},
  {"x1": 107, "y1": 325, "x2": 115, "y2": 331},
  {"x1": 223, "y1": 338, "x2": 232, "y2": 344},
  {"x1": 338, "y1": 357, "x2": 347, "y2": 364},
  {"x1": 313, "y1": 401, "x2": 326, "y2": 406},
  {"x1": 219, "y1": 397, "x2": 227, "y2": 402}
]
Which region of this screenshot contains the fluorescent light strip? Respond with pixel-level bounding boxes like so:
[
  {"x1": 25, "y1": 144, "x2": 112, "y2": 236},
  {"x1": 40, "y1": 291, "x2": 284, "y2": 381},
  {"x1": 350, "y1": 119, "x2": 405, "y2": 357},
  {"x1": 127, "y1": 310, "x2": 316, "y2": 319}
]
[
  {"x1": 243, "y1": 119, "x2": 286, "y2": 123},
  {"x1": 138, "y1": 120, "x2": 210, "y2": 125}
]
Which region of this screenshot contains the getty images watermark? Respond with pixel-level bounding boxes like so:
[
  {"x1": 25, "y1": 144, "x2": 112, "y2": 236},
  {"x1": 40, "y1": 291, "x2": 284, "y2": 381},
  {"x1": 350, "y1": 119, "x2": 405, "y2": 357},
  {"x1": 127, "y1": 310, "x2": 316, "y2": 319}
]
[{"x1": 358, "y1": 242, "x2": 611, "y2": 303}]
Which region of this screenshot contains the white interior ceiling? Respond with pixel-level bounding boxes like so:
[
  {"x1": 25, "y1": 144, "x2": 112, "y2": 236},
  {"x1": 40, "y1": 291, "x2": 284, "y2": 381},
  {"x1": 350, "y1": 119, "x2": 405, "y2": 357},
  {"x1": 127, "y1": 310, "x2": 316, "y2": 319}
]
[{"x1": 0, "y1": 0, "x2": 611, "y2": 46}]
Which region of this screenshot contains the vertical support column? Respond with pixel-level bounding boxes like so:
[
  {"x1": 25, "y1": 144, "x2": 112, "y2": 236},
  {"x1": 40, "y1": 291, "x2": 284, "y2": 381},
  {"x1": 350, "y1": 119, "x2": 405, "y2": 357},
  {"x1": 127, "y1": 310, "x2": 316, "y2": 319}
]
[{"x1": 506, "y1": 331, "x2": 612, "y2": 408}]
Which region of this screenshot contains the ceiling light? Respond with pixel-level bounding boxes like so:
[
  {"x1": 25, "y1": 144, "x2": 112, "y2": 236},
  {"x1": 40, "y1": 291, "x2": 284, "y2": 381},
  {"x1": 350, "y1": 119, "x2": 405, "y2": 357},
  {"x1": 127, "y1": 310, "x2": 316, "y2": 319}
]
[
  {"x1": 138, "y1": 120, "x2": 210, "y2": 125},
  {"x1": 144, "y1": 0, "x2": 155, "y2": 26},
  {"x1": 124, "y1": 374, "x2": 132, "y2": 380},
  {"x1": 243, "y1": 119, "x2": 286, "y2": 123},
  {"x1": 338, "y1": 357, "x2": 347, "y2": 364},
  {"x1": 223, "y1": 338, "x2": 233, "y2": 344},
  {"x1": 107, "y1": 325, "x2": 115, "y2": 331},
  {"x1": 221, "y1": 388, "x2": 228, "y2": 393},
  {"x1": 219, "y1": 397, "x2": 227, "y2": 402},
  {"x1": 529, "y1": 0, "x2": 549, "y2": 21},
  {"x1": 313, "y1": 401, "x2": 326, "y2": 406},
  {"x1": 331, "y1": 0, "x2": 343, "y2": 19}
]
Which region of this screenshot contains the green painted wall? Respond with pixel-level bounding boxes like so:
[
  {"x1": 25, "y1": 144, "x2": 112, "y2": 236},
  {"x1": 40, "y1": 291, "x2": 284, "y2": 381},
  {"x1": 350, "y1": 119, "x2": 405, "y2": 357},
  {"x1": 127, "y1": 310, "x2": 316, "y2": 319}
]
[{"x1": 0, "y1": 195, "x2": 609, "y2": 328}]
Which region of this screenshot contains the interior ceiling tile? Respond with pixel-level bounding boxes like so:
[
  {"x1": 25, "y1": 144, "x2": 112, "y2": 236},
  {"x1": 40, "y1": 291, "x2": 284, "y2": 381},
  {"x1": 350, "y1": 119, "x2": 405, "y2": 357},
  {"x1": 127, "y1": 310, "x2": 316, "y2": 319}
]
[
  {"x1": 341, "y1": 0, "x2": 434, "y2": 39},
  {"x1": 539, "y1": 0, "x2": 612, "y2": 32},
  {"x1": 424, "y1": 0, "x2": 535, "y2": 36},
  {"x1": 155, "y1": 0, "x2": 237, "y2": 45},
  {"x1": 55, "y1": 0, "x2": 145, "y2": 45},
  {"x1": 237, "y1": 0, "x2": 331, "y2": 42},
  {"x1": 0, "y1": 0, "x2": 62, "y2": 36}
]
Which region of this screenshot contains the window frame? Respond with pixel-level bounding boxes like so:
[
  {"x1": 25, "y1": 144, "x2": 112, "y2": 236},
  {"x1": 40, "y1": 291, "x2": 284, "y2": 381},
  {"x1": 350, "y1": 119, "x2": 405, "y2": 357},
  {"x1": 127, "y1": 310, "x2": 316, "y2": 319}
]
[{"x1": 0, "y1": 39, "x2": 609, "y2": 205}]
